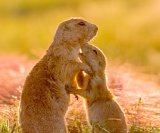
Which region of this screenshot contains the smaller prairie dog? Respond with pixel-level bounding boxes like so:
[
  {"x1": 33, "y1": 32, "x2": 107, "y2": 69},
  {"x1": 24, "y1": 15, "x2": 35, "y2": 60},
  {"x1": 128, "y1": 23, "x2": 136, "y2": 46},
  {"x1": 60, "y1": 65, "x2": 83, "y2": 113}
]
[{"x1": 67, "y1": 43, "x2": 127, "y2": 133}]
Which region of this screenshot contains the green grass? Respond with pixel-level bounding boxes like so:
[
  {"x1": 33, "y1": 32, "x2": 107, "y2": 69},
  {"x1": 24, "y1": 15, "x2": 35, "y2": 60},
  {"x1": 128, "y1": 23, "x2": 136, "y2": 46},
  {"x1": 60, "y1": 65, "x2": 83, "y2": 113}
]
[
  {"x1": 129, "y1": 124, "x2": 160, "y2": 133},
  {"x1": 0, "y1": 1, "x2": 160, "y2": 132},
  {"x1": 0, "y1": 98, "x2": 160, "y2": 133},
  {"x1": 0, "y1": 0, "x2": 160, "y2": 73},
  {"x1": 0, "y1": 113, "x2": 160, "y2": 133},
  {"x1": 0, "y1": 0, "x2": 160, "y2": 74},
  {"x1": 0, "y1": 105, "x2": 21, "y2": 133}
]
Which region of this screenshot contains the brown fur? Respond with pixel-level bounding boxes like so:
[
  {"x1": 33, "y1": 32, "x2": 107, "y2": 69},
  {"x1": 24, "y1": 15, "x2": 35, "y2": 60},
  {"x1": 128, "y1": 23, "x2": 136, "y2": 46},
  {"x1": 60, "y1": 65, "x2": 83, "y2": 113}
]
[
  {"x1": 19, "y1": 18, "x2": 98, "y2": 133},
  {"x1": 67, "y1": 43, "x2": 127, "y2": 133}
]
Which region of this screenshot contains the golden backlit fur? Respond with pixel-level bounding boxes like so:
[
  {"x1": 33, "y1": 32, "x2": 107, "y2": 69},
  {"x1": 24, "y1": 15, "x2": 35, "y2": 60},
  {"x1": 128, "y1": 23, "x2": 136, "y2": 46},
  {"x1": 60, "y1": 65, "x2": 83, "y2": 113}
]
[
  {"x1": 19, "y1": 18, "x2": 98, "y2": 133},
  {"x1": 67, "y1": 43, "x2": 127, "y2": 133}
]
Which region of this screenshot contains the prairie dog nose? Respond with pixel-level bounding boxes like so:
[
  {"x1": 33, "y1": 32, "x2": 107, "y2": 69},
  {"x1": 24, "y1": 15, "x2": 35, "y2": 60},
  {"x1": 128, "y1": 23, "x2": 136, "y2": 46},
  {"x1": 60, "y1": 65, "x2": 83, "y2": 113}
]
[{"x1": 95, "y1": 25, "x2": 98, "y2": 31}]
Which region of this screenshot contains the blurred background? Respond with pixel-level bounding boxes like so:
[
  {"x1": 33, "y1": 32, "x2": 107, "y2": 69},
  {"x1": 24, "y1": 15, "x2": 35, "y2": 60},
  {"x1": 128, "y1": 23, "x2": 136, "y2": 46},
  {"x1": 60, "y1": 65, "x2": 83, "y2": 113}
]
[{"x1": 0, "y1": 0, "x2": 160, "y2": 75}]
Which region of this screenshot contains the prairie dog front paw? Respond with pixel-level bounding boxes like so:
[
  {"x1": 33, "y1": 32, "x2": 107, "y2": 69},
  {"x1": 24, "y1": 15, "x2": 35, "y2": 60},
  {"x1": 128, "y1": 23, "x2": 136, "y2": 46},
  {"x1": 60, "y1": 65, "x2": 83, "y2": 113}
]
[
  {"x1": 65, "y1": 85, "x2": 76, "y2": 94},
  {"x1": 83, "y1": 64, "x2": 93, "y2": 76}
]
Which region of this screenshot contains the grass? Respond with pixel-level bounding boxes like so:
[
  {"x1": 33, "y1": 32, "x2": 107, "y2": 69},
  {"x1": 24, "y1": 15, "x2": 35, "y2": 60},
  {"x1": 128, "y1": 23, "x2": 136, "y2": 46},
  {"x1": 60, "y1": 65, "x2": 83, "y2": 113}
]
[
  {"x1": 0, "y1": 0, "x2": 160, "y2": 75},
  {"x1": 0, "y1": 56, "x2": 160, "y2": 132},
  {"x1": 0, "y1": 103, "x2": 160, "y2": 133},
  {"x1": 129, "y1": 124, "x2": 160, "y2": 133},
  {"x1": 0, "y1": 105, "x2": 21, "y2": 133},
  {"x1": 0, "y1": 0, "x2": 160, "y2": 132}
]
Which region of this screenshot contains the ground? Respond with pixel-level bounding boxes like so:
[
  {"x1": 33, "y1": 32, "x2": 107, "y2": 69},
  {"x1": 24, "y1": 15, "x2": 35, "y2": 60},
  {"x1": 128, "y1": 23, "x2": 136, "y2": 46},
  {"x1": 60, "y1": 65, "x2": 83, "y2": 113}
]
[{"x1": 0, "y1": 56, "x2": 160, "y2": 132}]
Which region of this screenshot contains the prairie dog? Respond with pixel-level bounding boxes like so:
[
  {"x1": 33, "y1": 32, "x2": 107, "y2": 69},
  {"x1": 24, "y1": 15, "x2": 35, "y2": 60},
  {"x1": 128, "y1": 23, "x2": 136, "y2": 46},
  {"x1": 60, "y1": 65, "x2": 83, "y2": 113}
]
[
  {"x1": 19, "y1": 18, "x2": 98, "y2": 133},
  {"x1": 67, "y1": 43, "x2": 127, "y2": 133}
]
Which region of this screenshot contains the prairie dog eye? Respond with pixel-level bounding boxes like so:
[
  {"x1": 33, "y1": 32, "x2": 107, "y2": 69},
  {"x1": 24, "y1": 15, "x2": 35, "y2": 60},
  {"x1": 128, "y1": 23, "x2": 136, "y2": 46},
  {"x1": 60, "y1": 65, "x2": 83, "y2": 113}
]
[
  {"x1": 93, "y1": 50, "x2": 97, "y2": 55},
  {"x1": 78, "y1": 22, "x2": 85, "y2": 26}
]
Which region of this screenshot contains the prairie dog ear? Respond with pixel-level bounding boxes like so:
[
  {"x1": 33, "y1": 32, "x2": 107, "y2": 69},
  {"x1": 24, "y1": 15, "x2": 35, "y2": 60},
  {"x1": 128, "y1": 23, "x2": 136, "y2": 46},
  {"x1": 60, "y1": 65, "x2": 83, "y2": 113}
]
[{"x1": 64, "y1": 25, "x2": 70, "y2": 30}]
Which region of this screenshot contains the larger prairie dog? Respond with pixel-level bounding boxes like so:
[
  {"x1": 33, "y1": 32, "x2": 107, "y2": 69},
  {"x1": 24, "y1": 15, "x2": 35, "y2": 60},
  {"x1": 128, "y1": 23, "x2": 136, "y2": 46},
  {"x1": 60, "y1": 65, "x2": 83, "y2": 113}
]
[
  {"x1": 19, "y1": 18, "x2": 98, "y2": 133},
  {"x1": 68, "y1": 43, "x2": 127, "y2": 133}
]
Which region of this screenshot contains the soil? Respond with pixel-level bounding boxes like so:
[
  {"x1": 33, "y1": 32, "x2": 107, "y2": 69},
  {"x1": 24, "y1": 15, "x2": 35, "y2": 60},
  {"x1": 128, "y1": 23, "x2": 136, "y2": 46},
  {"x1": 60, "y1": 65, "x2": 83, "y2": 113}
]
[{"x1": 0, "y1": 56, "x2": 160, "y2": 128}]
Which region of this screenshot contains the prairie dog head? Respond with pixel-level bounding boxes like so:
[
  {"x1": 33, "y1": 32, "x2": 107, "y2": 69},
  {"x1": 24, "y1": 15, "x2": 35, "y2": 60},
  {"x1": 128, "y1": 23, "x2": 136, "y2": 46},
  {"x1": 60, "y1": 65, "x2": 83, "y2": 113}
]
[
  {"x1": 79, "y1": 43, "x2": 107, "y2": 73},
  {"x1": 53, "y1": 18, "x2": 98, "y2": 47}
]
